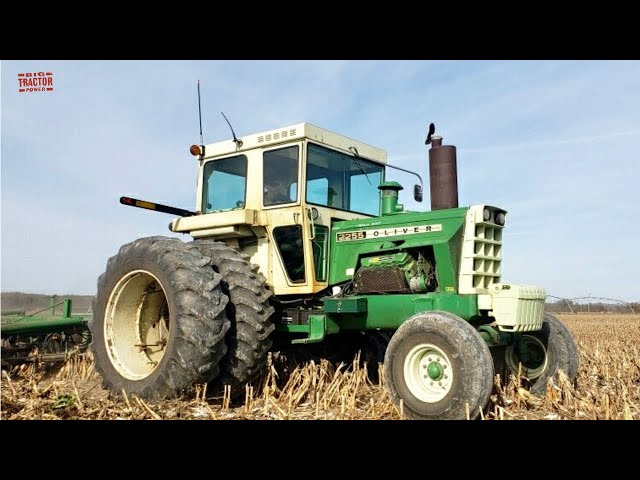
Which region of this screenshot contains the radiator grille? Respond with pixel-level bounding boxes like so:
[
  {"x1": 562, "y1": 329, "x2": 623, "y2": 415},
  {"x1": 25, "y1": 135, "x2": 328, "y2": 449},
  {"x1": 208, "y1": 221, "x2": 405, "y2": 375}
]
[
  {"x1": 459, "y1": 205, "x2": 505, "y2": 294},
  {"x1": 353, "y1": 267, "x2": 410, "y2": 294}
]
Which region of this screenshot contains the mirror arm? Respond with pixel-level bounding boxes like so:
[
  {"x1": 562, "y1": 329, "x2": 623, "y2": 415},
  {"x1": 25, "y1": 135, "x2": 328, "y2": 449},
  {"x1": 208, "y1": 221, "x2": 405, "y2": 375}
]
[{"x1": 385, "y1": 163, "x2": 423, "y2": 189}]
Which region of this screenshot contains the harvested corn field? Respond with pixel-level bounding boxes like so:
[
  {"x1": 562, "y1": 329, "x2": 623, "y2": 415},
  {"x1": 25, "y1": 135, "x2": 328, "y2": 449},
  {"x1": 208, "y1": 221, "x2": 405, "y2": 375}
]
[{"x1": 1, "y1": 314, "x2": 639, "y2": 420}]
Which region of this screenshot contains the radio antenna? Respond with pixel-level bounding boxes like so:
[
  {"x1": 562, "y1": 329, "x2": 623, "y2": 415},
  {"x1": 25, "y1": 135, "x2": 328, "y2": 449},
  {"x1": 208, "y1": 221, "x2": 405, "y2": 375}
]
[
  {"x1": 197, "y1": 80, "x2": 204, "y2": 146},
  {"x1": 221, "y1": 112, "x2": 243, "y2": 148}
]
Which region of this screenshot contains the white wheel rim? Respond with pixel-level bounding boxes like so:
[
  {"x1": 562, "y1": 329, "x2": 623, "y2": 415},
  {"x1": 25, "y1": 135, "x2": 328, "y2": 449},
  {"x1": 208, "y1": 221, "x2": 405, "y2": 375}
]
[
  {"x1": 104, "y1": 270, "x2": 170, "y2": 381},
  {"x1": 505, "y1": 335, "x2": 548, "y2": 380},
  {"x1": 403, "y1": 343, "x2": 454, "y2": 403}
]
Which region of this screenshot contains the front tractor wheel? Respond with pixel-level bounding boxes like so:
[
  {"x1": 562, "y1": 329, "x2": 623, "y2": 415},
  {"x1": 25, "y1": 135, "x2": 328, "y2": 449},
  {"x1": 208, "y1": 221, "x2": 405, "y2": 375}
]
[
  {"x1": 384, "y1": 312, "x2": 494, "y2": 420},
  {"x1": 503, "y1": 313, "x2": 579, "y2": 395},
  {"x1": 90, "y1": 236, "x2": 230, "y2": 400}
]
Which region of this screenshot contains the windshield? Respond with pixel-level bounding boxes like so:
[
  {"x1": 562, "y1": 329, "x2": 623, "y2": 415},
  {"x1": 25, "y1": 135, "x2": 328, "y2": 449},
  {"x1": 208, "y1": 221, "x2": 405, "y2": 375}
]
[
  {"x1": 202, "y1": 154, "x2": 247, "y2": 213},
  {"x1": 306, "y1": 143, "x2": 384, "y2": 216}
]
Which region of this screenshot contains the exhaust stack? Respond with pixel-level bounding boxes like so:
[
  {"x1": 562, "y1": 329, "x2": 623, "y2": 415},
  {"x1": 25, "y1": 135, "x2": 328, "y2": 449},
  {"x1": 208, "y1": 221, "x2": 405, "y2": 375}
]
[{"x1": 428, "y1": 135, "x2": 459, "y2": 210}]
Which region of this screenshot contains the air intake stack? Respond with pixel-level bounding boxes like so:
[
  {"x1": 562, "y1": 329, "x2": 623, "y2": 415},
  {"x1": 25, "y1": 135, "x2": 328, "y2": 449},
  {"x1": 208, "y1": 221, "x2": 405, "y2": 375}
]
[{"x1": 428, "y1": 133, "x2": 459, "y2": 210}]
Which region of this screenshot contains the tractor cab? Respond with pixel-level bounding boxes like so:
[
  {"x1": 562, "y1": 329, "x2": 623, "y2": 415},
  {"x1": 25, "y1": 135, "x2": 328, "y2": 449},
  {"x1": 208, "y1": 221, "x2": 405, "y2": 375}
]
[{"x1": 170, "y1": 123, "x2": 388, "y2": 296}]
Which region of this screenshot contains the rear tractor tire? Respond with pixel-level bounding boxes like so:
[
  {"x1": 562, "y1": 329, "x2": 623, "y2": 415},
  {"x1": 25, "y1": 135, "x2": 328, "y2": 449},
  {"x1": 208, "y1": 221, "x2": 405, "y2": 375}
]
[
  {"x1": 193, "y1": 240, "x2": 275, "y2": 397},
  {"x1": 90, "y1": 236, "x2": 230, "y2": 400},
  {"x1": 384, "y1": 311, "x2": 494, "y2": 420},
  {"x1": 501, "y1": 313, "x2": 579, "y2": 395}
]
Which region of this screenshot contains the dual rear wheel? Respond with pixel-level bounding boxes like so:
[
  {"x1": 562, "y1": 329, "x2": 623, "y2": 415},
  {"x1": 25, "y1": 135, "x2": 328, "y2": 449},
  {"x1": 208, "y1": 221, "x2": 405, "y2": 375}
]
[{"x1": 89, "y1": 236, "x2": 274, "y2": 400}]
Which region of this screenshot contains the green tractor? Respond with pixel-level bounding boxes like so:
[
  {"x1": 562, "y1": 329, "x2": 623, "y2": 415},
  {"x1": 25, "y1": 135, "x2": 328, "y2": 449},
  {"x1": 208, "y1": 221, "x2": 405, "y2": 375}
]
[{"x1": 90, "y1": 122, "x2": 578, "y2": 419}]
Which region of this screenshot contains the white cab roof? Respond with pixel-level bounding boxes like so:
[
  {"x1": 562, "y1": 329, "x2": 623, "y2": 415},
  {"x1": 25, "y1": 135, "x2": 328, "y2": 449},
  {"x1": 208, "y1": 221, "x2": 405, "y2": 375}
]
[{"x1": 202, "y1": 123, "x2": 387, "y2": 164}]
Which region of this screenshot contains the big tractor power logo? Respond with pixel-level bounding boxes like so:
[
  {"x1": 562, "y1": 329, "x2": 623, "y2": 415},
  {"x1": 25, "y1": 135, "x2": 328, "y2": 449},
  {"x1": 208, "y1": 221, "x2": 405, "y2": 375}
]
[{"x1": 18, "y1": 72, "x2": 54, "y2": 93}]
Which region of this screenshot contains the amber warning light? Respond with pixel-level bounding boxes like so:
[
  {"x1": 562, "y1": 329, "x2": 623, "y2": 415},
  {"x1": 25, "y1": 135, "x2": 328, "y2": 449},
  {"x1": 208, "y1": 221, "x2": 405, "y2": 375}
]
[{"x1": 190, "y1": 145, "x2": 202, "y2": 156}]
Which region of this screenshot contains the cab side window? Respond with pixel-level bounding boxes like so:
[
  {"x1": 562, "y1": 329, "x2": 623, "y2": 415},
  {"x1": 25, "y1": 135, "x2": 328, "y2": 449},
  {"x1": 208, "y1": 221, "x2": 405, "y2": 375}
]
[
  {"x1": 264, "y1": 146, "x2": 299, "y2": 206},
  {"x1": 273, "y1": 225, "x2": 305, "y2": 282}
]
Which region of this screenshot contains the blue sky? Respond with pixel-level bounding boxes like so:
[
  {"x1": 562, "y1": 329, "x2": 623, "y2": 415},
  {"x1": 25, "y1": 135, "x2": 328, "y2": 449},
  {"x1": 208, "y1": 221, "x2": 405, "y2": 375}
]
[{"x1": 1, "y1": 60, "x2": 639, "y2": 300}]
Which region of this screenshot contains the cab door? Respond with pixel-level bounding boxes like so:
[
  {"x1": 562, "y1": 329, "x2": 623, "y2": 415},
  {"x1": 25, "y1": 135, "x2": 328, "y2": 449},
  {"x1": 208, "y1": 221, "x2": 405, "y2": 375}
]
[{"x1": 260, "y1": 142, "x2": 314, "y2": 294}]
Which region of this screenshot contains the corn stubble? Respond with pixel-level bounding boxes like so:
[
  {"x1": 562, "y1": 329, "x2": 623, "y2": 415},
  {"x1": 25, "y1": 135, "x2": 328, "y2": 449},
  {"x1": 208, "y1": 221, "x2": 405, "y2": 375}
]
[{"x1": 2, "y1": 314, "x2": 638, "y2": 420}]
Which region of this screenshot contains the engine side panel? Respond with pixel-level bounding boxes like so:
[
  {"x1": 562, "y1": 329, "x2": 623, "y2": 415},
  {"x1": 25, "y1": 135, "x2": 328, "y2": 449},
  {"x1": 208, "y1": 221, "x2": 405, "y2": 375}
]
[{"x1": 329, "y1": 208, "x2": 468, "y2": 292}]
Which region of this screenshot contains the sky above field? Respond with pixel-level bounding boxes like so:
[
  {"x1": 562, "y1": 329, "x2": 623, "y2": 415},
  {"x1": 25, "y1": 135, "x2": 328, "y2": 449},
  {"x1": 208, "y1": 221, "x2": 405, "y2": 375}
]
[{"x1": 2, "y1": 60, "x2": 639, "y2": 301}]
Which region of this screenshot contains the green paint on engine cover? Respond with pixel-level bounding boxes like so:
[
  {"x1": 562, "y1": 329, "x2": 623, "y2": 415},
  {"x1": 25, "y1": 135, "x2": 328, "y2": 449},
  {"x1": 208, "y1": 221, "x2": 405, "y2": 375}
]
[
  {"x1": 360, "y1": 252, "x2": 412, "y2": 269},
  {"x1": 329, "y1": 207, "x2": 469, "y2": 291}
]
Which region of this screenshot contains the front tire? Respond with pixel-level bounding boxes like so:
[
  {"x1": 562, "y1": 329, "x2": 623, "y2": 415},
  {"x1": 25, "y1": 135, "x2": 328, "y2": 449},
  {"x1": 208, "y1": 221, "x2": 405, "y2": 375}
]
[
  {"x1": 384, "y1": 311, "x2": 494, "y2": 420},
  {"x1": 90, "y1": 236, "x2": 230, "y2": 400},
  {"x1": 503, "y1": 313, "x2": 579, "y2": 395}
]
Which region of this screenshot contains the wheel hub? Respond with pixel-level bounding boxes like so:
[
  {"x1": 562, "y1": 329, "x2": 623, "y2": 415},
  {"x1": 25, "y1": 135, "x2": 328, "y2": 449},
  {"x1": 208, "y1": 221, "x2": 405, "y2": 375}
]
[
  {"x1": 505, "y1": 335, "x2": 548, "y2": 380},
  {"x1": 404, "y1": 344, "x2": 453, "y2": 403},
  {"x1": 104, "y1": 270, "x2": 171, "y2": 381},
  {"x1": 427, "y1": 361, "x2": 444, "y2": 381}
]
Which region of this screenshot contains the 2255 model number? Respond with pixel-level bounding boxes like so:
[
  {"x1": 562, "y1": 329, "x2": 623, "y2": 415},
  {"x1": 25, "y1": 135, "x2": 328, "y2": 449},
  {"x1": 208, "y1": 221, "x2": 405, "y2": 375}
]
[{"x1": 336, "y1": 231, "x2": 367, "y2": 242}]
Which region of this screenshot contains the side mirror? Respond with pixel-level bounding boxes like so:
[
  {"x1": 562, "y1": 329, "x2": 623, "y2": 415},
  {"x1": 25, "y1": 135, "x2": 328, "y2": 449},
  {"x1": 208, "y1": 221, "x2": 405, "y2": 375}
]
[{"x1": 414, "y1": 184, "x2": 423, "y2": 202}]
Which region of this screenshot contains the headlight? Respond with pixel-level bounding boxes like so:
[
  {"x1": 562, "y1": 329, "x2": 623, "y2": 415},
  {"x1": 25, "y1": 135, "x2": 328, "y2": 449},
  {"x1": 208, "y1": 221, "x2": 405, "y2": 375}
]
[
  {"x1": 483, "y1": 208, "x2": 491, "y2": 221},
  {"x1": 495, "y1": 212, "x2": 506, "y2": 226}
]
